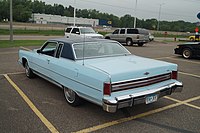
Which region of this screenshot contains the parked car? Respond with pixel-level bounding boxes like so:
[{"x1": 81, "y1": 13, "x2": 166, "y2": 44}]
[
  {"x1": 189, "y1": 34, "x2": 200, "y2": 41},
  {"x1": 19, "y1": 37, "x2": 183, "y2": 113},
  {"x1": 105, "y1": 28, "x2": 150, "y2": 46},
  {"x1": 174, "y1": 42, "x2": 200, "y2": 59},
  {"x1": 64, "y1": 26, "x2": 103, "y2": 39},
  {"x1": 149, "y1": 33, "x2": 154, "y2": 41}
]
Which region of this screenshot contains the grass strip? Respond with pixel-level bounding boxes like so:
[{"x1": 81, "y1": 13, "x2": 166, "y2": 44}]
[
  {"x1": 0, "y1": 40, "x2": 45, "y2": 48},
  {"x1": 0, "y1": 29, "x2": 64, "y2": 36}
]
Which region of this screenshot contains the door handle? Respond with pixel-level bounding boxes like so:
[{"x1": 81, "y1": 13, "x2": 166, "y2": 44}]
[{"x1": 47, "y1": 59, "x2": 50, "y2": 64}]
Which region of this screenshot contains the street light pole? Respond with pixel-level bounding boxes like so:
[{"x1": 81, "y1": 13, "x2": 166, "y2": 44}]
[
  {"x1": 157, "y1": 3, "x2": 164, "y2": 31},
  {"x1": 133, "y1": 0, "x2": 137, "y2": 28},
  {"x1": 73, "y1": 0, "x2": 76, "y2": 26},
  {"x1": 10, "y1": 0, "x2": 13, "y2": 42}
]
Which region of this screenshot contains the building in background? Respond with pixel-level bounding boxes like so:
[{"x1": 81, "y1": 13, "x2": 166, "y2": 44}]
[{"x1": 31, "y1": 13, "x2": 99, "y2": 27}]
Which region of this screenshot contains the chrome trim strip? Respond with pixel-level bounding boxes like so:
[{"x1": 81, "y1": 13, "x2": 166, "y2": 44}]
[{"x1": 112, "y1": 75, "x2": 171, "y2": 89}]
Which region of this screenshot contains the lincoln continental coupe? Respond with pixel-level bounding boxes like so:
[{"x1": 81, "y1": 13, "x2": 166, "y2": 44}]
[{"x1": 18, "y1": 37, "x2": 183, "y2": 113}]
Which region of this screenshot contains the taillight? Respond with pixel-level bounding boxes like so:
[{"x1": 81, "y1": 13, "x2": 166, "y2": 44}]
[
  {"x1": 171, "y1": 71, "x2": 178, "y2": 79},
  {"x1": 104, "y1": 82, "x2": 111, "y2": 95}
]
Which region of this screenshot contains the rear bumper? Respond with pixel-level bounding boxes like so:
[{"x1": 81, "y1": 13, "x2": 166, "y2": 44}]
[{"x1": 102, "y1": 81, "x2": 183, "y2": 113}]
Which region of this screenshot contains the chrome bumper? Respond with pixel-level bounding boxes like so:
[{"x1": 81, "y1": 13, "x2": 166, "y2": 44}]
[{"x1": 102, "y1": 81, "x2": 183, "y2": 113}]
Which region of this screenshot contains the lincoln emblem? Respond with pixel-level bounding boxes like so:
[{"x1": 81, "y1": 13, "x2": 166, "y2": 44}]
[{"x1": 144, "y1": 72, "x2": 150, "y2": 75}]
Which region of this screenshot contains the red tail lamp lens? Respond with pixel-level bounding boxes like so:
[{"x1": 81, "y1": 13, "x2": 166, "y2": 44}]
[
  {"x1": 104, "y1": 82, "x2": 111, "y2": 95},
  {"x1": 171, "y1": 71, "x2": 178, "y2": 79}
]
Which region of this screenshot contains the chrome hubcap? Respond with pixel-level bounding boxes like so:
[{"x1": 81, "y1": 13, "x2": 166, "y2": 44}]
[
  {"x1": 64, "y1": 88, "x2": 75, "y2": 103},
  {"x1": 183, "y1": 50, "x2": 191, "y2": 58},
  {"x1": 25, "y1": 63, "x2": 30, "y2": 76},
  {"x1": 127, "y1": 40, "x2": 131, "y2": 46}
]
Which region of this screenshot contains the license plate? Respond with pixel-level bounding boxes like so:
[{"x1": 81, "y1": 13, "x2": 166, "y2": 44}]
[{"x1": 145, "y1": 94, "x2": 158, "y2": 104}]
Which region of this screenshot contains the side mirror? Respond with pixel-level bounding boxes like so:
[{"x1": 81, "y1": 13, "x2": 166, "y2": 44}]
[
  {"x1": 75, "y1": 31, "x2": 80, "y2": 34},
  {"x1": 37, "y1": 49, "x2": 41, "y2": 53}
]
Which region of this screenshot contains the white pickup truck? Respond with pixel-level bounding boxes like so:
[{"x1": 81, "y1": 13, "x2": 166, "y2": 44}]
[{"x1": 64, "y1": 26, "x2": 103, "y2": 39}]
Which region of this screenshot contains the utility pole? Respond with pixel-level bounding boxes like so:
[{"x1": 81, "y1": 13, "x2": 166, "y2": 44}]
[
  {"x1": 10, "y1": 0, "x2": 13, "y2": 42},
  {"x1": 73, "y1": 0, "x2": 76, "y2": 26},
  {"x1": 133, "y1": 0, "x2": 137, "y2": 28},
  {"x1": 157, "y1": 3, "x2": 164, "y2": 31}
]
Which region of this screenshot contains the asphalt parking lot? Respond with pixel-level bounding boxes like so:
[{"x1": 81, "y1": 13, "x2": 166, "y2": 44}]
[{"x1": 0, "y1": 41, "x2": 200, "y2": 133}]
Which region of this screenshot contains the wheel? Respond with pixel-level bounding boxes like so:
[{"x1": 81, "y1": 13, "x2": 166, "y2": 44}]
[
  {"x1": 190, "y1": 37, "x2": 194, "y2": 42},
  {"x1": 63, "y1": 87, "x2": 81, "y2": 106},
  {"x1": 182, "y1": 48, "x2": 192, "y2": 59},
  {"x1": 126, "y1": 38, "x2": 133, "y2": 46},
  {"x1": 138, "y1": 43, "x2": 144, "y2": 47},
  {"x1": 25, "y1": 62, "x2": 35, "y2": 78},
  {"x1": 105, "y1": 36, "x2": 110, "y2": 39}
]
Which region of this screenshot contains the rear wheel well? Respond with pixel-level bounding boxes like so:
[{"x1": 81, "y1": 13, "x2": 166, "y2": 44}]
[
  {"x1": 22, "y1": 58, "x2": 27, "y2": 67},
  {"x1": 105, "y1": 36, "x2": 110, "y2": 39}
]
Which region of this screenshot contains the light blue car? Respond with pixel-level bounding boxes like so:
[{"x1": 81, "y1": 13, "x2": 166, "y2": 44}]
[{"x1": 18, "y1": 37, "x2": 183, "y2": 113}]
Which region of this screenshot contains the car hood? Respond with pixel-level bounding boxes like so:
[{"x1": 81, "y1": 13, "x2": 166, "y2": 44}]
[
  {"x1": 80, "y1": 55, "x2": 177, "y2": 82},
  {"x1": 83, "y1": 33, "x2": 103, "y2": 38}
]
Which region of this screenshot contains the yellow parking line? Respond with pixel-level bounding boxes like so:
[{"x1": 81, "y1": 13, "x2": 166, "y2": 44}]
[
  {"x1": 3, "y1": 74, "x2": 59, "y2": 133},
  {"x1": 165, "y1": 96, "x2": 200, "y2": 110},
  {"x1": 166, "y1": 57, "x2": 200, "y2": 65},
  {"x1": 179, "y1": 71, "x2": 200, "y2": 78},
  {"x1": 154, "y1": 56, "x2": 176, "y2": 60},
  {"x1": 20, "y1": 46, "x2": 31, "y2": 51},
  {"x1": 0, "y1": 71, "x2": 24, "y2": 76},
  {"x1": 74, "y1": 95, "x2": 200, "y2": 133},
  {"x1": 0, "y1": 51, "x2": 18, "y2": 55}
]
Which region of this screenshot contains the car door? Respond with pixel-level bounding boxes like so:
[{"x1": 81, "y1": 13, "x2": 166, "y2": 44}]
[
  {"x1": 32, "y1": 41, "x2": 58, "y2": 78},
  {"x1": 70, "y1": 28, "x2": 81, "y2": 37},
  {"x1": 118, "y1": 29, "x2": 126, "y2": 43},
  {"x1": 192, "y1": 43, "x2": 200, "y2": 56},
  {"x1": 110, "y1": 29, "x2": 120, "y2": 41}
]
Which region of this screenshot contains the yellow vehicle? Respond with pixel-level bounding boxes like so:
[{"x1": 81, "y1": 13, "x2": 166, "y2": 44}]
[{"x1": 189, "y1": 35, "x2": 200, "y2": 41}]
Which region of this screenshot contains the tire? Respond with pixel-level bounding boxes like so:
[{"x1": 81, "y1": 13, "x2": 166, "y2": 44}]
[
  {"x1": 105, "y1": 36, "x2": 110, "y2": 39},
  {"x1": 25, "y1": 62, "x2": 35, "y2": 78},
  {"x1": 64, "y1": 87, "x2": 81, "y2": 106},
  {"x1": 138, "y1": 43, "x2": 144, "y2": 47},
  {"x1": 126, "y1": 38, "x2": 133, "y2": 46},
  {"x1": 182, "y1": 48, "x2": 192, "y2": 59},
  {"x1": 190, "y1": 37, "x2": 194, "y2": 42}
]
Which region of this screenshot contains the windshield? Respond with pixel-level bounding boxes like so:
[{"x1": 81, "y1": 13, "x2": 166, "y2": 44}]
[
  {"x1": 73, "y1": 42, "x2": 131, "y2": 59},
  {"x1": 80, "y1": 27, "x2": 96, "y2": 34}
]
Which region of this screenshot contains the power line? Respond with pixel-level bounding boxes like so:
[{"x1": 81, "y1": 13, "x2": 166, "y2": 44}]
[{"x1": 77, "y1": 0, "x2": 195, "y2": 18}]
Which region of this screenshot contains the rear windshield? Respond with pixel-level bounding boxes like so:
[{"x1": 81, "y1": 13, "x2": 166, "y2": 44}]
[
  {"x1": 73, "y1": 42, "x2": 130, "y2": 59},
  {"x1": 138, "y1": 29, "x2": 149, "y2": 35},
  {"x1": 80, "y1": 27, "x2": 95, "y2": 34}
]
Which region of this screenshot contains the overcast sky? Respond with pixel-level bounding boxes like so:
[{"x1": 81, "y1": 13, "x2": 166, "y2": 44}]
[{"x1": 43, "y1": 0, "x2": 200, "y2": 22}]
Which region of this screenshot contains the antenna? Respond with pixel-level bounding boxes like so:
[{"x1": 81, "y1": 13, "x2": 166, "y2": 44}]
[{"x1": 82, "y1": 33, "x2": 85, "y2": 66}]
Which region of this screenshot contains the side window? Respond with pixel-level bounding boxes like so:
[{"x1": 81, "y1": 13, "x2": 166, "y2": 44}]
[
  {"x1": 55, "y1": 43, "x2": 64, "y2": 58},
  {"x1": 41, "y1": 42, "x2": 58, "y2": 57},
  {"x1": 113, "y1": 29, "x2": 119, "y2": 34},
  {"x1": 127, "y1": 29, "x2": 138, "y2": 34},
  {"x1": 61, "y1": 44, "x2": 74, "y2": 60},
  {"x1": 120, "y1": 29, "x2": 125, "y2": 34},
  {"x1": 71, "y1": 28, "x2": 80, "y2": 35},
  {"x1": 65, "y1": 28, "x2": 72, "y2": 33}
]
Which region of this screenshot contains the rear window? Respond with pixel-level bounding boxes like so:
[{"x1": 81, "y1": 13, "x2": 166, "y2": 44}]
[
  {"x1": 138, "y1": 29, "x2": 149, "y2": 35},
  {"x1": 127, "y1": 29, "x2": 138, "y2": 34},
  {"x1": 65, "y1": 28, "x2": 72, "y2": 33},
  {"x1": 120, "y1": 29, "x2": 125, "y2": 34}
]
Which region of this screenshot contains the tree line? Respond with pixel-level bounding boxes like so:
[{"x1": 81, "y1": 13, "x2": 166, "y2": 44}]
[{"x1": 0, "y1": 0, "x2": 199, "y2": 32}]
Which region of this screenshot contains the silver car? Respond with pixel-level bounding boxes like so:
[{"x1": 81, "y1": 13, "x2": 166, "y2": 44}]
[{"x1": 105, "y1": 28, "x2": 150, "y2": 46}]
